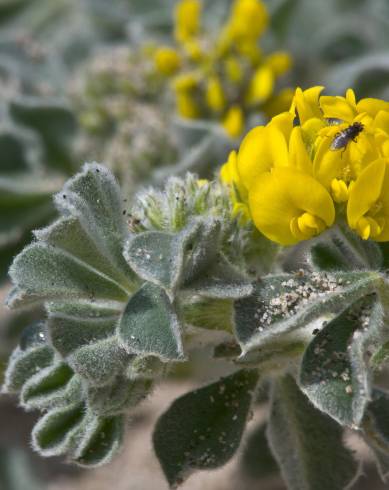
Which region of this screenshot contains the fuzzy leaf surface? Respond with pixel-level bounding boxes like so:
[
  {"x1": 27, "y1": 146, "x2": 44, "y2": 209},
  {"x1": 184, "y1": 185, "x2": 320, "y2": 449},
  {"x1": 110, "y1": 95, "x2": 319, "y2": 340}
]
[
  {"x1": 234, "y1": 271, "x2": 380, "y2": 354},
  {"x1": 153, "y1": 369, "x2": 259, "y2": 488},
  {"x1": 183, "y1": 254, "x2": 253, "y2": 299},
  {"x1": 267, "y1": 375, "x2": 358, "y2": 490},
  {"x1": 299, "y1": 297, "x2": 378, "y2": 427},
  {"x1": 118, "y1": 282, "x2": 184, "y2": 361}
]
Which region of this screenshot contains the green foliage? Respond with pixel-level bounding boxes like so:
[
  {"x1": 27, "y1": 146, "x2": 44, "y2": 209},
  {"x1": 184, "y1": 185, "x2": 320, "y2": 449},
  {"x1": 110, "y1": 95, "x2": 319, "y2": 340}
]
[
  {"x1": 119, "y1": 282, "x2": 185, "y2": 360},
  {"x1": 267, "y1": 375, "x2": 359, "y2": 490},
  {"x1": 153, "y1": 369, "x2": 259, "y2": 487}
]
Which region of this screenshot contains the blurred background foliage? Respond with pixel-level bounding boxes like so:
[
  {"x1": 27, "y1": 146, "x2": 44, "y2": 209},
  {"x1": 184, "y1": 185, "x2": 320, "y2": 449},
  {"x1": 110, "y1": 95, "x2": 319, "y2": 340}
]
[{"x1": 0, "y1": 0, "x2": 389, "y2": 488}]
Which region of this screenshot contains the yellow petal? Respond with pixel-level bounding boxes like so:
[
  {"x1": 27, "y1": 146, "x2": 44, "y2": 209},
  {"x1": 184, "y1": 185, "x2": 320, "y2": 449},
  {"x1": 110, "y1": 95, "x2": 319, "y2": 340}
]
[
  {"x1": 174, "y1": 0, "x2": 201, "y2": 43},
  {"x1": 347, "y1": 158, "x2": 386, "y2": 228},
  {"x1": 320, "y1": 94, "x2": 357, "y2": 122},
  {"x1": 374, "y1": 110, "x2": 389, "y2": 134},
  {"x1": 289, "y1": 126, "x2": 313, "y2": 174},
  {"x1": 176, "y1": 93, "x2": 200, "y2": 118},
  {"x1": 220, "y1": 150, "x2": 238, "y2": 185},
  {"x1": 237, "y1": 126, "x2": 270, "y2": 190},
  {"x1": 206, "y1": 76, "x2": 226, "y2": 112},
  {"x1": 269, "y1": 111, "x2": 294, "y2": 141},
  {"x1": 246, "y1": 66, "x2": 274, "y2": 105},
  {"x1": 264, "y1": 51, "x2": 292, "y2": 77},
  {"x1": 313, "y1": 127, "x2": 345, "y2": 188},
  {"x1": 357, "y1": 98, "x2": 389, "y2": 118},
  {"x1": 223, "y1": 105, "x2": 244, "y2": 138},
  {"x1": 291, "y1": 86, "x2": 324, "y2": 124},
  {"x1": 346, "y1": 88, "x2": 357, "y2": 107},
  {"x1": 248, "y1": 167, "x2": 334, "y2": 245},
  {"x1": 331, "y1": 179, "x2": 349, "y2": 203},
  {"x1": 154, "y1": 47, "x2": 181, "y2": 75}
]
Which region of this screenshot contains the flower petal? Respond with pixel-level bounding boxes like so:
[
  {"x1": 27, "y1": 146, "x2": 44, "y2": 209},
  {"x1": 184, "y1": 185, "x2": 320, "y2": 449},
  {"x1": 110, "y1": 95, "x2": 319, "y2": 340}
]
[
  {"x1": 291, "y1": 86, "x2": 324, "y2": 124},
  {"x1": 237, "y1": 123, "x2": 288, "y2": 191},
  {"x1": 357, "y1": 98, "x2": 389, "y2": 118},
  {"x1": 320, "y1": 94, "x2": 357, "y2": 122},
  {"x1": 289, "y1": 126, "x2": 313, "y2": 174},
  {"x1": 347, "y1": 158, "x2": 386, "y2": 228},
  {"x1": 248, "y1": 168, "x2": 334, "y2": 245}
]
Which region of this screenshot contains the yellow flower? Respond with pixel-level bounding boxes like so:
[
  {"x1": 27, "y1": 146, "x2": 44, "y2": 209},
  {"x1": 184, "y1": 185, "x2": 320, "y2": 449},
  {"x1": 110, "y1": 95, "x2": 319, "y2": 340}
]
[
  {"x1": 245, "y1": 65, "x2": 274, "y2": 105},
  {"x1": 154, "y1": 0, "x2": 292, "y2": 136},
  {"x1": 223, "y1": 105, "x2": 244, "y2": 138},
  {"x1": 264, "y1": 51, "x2": 292, "y2": 77},
  {"x1": 249, "y1": 167, "x2": 335, "y2": 245},
  {"x1": 224, "y1": 56, "x2": 243, "y2": 84},
  {"x1": 220, "y1": 150, "x2": 250, "y2": 221},
  {"x1": 154, "y1": 47, "x2": 181, "y2": 75},
  {"x1": 206, "y1": 76, "x2": 226, "y2": 113},
  {"x1": 174, "y1": 0, "x2": 201, "y2": 43},
  {"x1": 227, "y1": 0, "x2": 268, "y2": 42},
  {"x1": 175, "y1": 92, "x2": 199, "y2": 118},
  {"x1": 221, "y1": 86, "x2": 389, "y2": 244},
  {"x1": 290, "y1": 86, "x2": 324, "y2": 124},
  {"x1": 347, "y1": 158, "x2": 389, "y2": 241}
]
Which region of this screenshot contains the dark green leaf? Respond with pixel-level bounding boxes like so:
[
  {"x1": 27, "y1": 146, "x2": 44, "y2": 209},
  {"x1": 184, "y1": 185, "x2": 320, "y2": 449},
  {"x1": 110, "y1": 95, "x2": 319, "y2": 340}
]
[
  {"x1": 153, "y1": 369, "x2": 259, "y2": 488},
  {"x1": 118, "y1": 282, "x2": 184, "y2": 361},
  {"x1": 299, "y1": 297, "x2": 377, "y2": 427},
  {"x1": 267, "y1": 375, "x2": 359, "y2": 490},
  {"x1": 234, "y1": 271, "x2": 380, "y2": 354}
]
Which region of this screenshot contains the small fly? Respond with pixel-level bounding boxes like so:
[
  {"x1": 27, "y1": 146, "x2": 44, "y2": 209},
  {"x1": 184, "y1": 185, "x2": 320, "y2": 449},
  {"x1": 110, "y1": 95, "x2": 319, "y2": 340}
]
[{"x1": 330, "y1": 121, "x2": 364, "y2": 152}]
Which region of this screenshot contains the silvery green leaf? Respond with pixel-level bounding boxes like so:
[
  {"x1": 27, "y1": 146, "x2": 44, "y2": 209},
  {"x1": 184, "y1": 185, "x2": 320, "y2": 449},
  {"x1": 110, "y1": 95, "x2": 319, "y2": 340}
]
[
  {"x1": 9, "y1": 241, "x2": 129, "y2": 307},
  {"x1": 267, "y1": 375, "x2": 359, "y2": 490},
  {"x1": 239, "y1": 421, "x2": 279, "y2": 480},
  {"x1": 181, "y1": 219, "x2": 222, "y2": 285},
  {"x1": 309, "y1": 225, "x2": 383, "y2": 272},
  {"x1": 35, "y1": 215, "x2": 133, "y2": 291},
  {"x1": 118, "y1": 282, "x2": 184, "y2": 361},
  {"x1": 3, "y1": 344, "x2": 54, "y2": 394},
  {"x1": 124, "y1": 230, "x2": 184, "y2": 293},
  {"x1": 21, "y1": 363, "x2": 83, "y2": 411},
  {"x1": 362, "y1": 388, "x2": 389, "y2": 479},
  {"x1": 68, "y1": 337, "x2": 129, "y2": 386},
  {"x1": 125, "y1": 218, "x2": 222, "y2": 295},
  {"x1": 87, "y1": 375, "x2": 152, "y2": 416},
  {"x1": 8, "y1": 163, "x2": 136, "y2": 311},
  {"x1": 32, "y1": 402, "x2": 85, "y2": 457},
  {"x1": 72, "y1": 413, "x2": 125, "y2": 467},
  {"x1": 153, "y1": 369, "x2": 259, "y2": 488},
  {"x1": 53, "y1": 163, "x2": 135, "y2": 286},
  {"x1": 234, "y1": 271, "x2": 381, "y2": 354},
  {"x1": 299, "y1": 297, "x2": 378, "y2": 427},
  {"x1": 183, "y1": 253, "x2": 253, "y2": 299},
  {"x1": 47, "y1": 308, "x2": 119, "y2": 358}
]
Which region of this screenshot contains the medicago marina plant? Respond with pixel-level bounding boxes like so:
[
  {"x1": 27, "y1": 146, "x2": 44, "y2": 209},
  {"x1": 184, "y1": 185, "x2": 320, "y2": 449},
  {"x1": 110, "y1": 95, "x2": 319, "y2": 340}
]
[{"x1": 4, "y1": 87, "x2": 389, "y2": 490}]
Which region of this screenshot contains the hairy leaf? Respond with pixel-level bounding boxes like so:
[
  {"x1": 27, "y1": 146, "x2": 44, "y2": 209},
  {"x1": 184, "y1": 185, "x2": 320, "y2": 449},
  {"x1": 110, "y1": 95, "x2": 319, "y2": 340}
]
[
  {"x1": 21, "y1": 363, "x2": 82, "y2": 410},
  {"x1": 267, "y1": 375, "x2": 359, "y2": 490},
  {"x1": 87, "y1": 375, "x2": 152, "y2": 416},
  {"x1": 118, "y1": 282, "x2": 184, "y2": 361},
  {"x1": 234, "y1": 271, "x2": 381, "y2": 354},
  {"x1": 153, "y1": 369, "x2": 259, "y2": 488},
  {"x1": 299, "y1": 297, "x2": 378, "y2": 427},
  {"x1": 3, "y1": 344, "x2": 54, "y2": 393},
  {"x1": 183, "y1": 254, "x2": 253, "y2": 300},
  {"x1": 32, "y1": 402, "x2": 85, "y2": 457},
  {"x1": 68, "y1": 337, "x2": 129, "y2": 386}
]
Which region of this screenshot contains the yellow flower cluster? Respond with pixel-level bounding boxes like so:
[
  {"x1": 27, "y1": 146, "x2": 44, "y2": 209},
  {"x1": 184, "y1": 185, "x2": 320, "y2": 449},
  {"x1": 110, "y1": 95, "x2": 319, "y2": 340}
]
[
  {"x1": 153, "y1": 0, "x2": 292, "y2": 138},
  {"x1": 221, "y1": 86, "x2": 389, "y2": 245}
]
